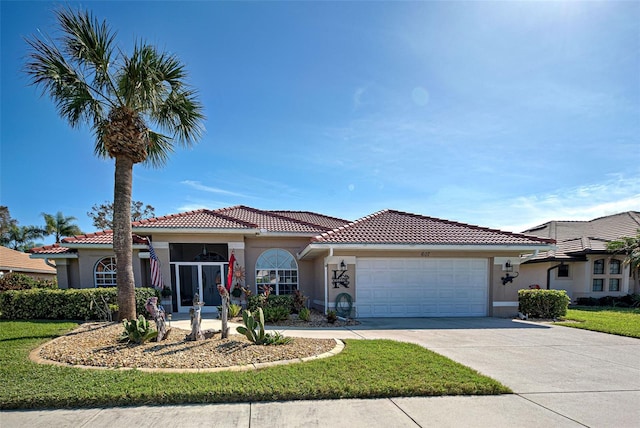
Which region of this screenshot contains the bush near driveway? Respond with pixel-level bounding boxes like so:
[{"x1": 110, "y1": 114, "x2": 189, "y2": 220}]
[
  {"x1": 518, "y1": 289, "x2": 570, "y2": 319},
  {"x1": 0, "y1": 320, "x2": 510, "y2": 409},
  {"x1": 556, "y1": 307, "x2": 640, "y2": 338}
]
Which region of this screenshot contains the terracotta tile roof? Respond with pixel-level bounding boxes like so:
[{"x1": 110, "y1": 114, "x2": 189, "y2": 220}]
[
  {"x1": 1, "y1": 246, "x2": 56, "y2": 273},
  {"x1": 30, "y1": 231, "x2": 148, "y2": 255},
  {"x1": 268, "y1": 210, "x2": 350, "y2": 230},
  {"x1": 133, "y1": 205, "x2": 347, "y2": 233},
  {"x1": 29, "y1": 244, "x2": 74, "y2": 255},
  {"x1": 31, "y1": 206, "x2": 350, "y2": 254},
  {"x1": 522, "y1": 211, "x2": 640, "y2": 262},
  {"x1": 60, "y1": 231, "x2": 149, "y2": 245},
  {"x1": 312, "y1": 210, "x2": 555, "y2": 246}
]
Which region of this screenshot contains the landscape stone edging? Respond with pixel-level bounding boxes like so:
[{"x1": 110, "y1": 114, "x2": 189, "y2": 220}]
[{"x1": 29, "y1": 335, "x2": 345, "y2": 373}]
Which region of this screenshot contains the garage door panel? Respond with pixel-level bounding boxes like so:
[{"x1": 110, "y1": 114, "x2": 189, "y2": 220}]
[{"x1": 356, "y1": 258, "x2": 487, "y2": 318}]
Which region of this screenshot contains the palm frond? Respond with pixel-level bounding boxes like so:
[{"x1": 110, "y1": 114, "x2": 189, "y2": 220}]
[
  {"x1": 56, "y1": 6, "x2": 117, "y2": 99},
  {"x1": 143, "y1": 130, "x2": 174, "y2": 168},
  {"x1": 24, "y1": 35, "x2": 105, "y2": 128},
  {"x1": 154, "y1": 88, "x2": 206, "y2": 147}
]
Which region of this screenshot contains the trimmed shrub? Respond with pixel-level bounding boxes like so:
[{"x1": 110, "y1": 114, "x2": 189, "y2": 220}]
[
  {"x1": 0, "y1": 287, "x2": 157, "y2": 320},
  {"x1": 518, "y1": 289, "x2": 570, "y2": 319},
  {"x1": 0, "y1": 272, "x2": 57, "y2": 291},
  {"x1": 247, "y1": 294, "x2": 294, "y2": 313},
  {"x1": 263, "y1": 306, "x2": 290, "y2": 323}
]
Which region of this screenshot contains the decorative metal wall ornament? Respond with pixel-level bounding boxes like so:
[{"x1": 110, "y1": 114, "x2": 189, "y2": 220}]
[{"x1": 331, "y1": 261, "x2": 350, "y2": 288}]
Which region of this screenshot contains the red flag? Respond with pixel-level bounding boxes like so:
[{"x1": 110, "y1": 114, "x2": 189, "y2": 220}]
[{"x1": 227, "y1": 252, "x2": 236, "y2": 291}]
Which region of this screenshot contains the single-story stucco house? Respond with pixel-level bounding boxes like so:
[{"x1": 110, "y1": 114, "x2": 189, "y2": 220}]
[
  {"x1": 518, "y1": 211, "x2": 640, "y2": 302},
  {"x1": 1, "y1": 245, "x2": 57, "y2": 280},
  {"x1": 30, "y1": 205, "x2": 556, "y2": 318}
]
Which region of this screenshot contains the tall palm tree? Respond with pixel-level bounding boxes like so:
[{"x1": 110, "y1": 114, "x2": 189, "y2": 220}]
[
  {"x1": 24, "y1": 7, "x2": 205, "y2": 320},
  {"x1": 42, "y1": 211, "x2": 83, "y2": 243},
  {"x1": 7, "y1": 224, "x2": 46, "y2": 252}
]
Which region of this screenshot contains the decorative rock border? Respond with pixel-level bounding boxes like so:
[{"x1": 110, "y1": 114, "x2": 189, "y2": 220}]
[{"x1": 29, "y1": 335, "x2": 345, "y2": 373}]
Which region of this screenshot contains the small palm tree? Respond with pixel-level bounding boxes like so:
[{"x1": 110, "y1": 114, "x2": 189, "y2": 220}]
[
  {"x1": 42, "y1": 211, "x2": 82, "y2": 243},
  {"x1": 24, "y1": 7, "x2": 205, "y2": 320},
  {"x1": 607, "y1": 230, "x2": 640, "y2": 277}
]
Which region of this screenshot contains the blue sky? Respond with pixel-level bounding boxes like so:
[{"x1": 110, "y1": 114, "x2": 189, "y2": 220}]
[{"x1": 1, "y1": 1, "x2": 638, "y2": 244}]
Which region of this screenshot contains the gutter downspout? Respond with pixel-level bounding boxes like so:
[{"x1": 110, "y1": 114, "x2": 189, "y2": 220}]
[
  {"x1": 546, "y1": 262, "x2": 565, "y2": 290},
  {"x1": 519, "y1": 249, "x2": 540, "y2": 264},
  {"x1": 324, "y1": 247, "x2": 333, "y2": 315},
  {"x1": 44, "y1": 258, "x2": 56, "y2": 269}
]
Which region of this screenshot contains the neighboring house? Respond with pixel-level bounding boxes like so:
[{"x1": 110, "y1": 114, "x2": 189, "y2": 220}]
[
  {"x1": 30, "y1": 205, "x2": 553, "y2": 318},
  {"x1": 518, "y1": 211, "x2": 640, "y2": 302},
  {"x1": 0, "y1": 245, "x2": 57, "y2": 280}
]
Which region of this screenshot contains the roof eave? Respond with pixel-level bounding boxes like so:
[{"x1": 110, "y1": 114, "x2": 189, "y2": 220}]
[
  {"x1": 29, "y1": 253, "x2": 78, "y2": 259},
  {"x1": 60, "y1": 244, "x2": 149, "y2": 250},
  {"x1": 132, "y1": 227, "x2": 255, "y2": 234},
  {"x1": 298, "y1": 242, "x2": 555, "y2": 260}
]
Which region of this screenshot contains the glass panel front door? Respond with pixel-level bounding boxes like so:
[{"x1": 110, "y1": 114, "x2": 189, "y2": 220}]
[
  {"x1": 202, "y1": 265, "x2": 222, "y2": 308},
  {"x1": 174, "y1": 263, "x2": 227, "y2": 313}
]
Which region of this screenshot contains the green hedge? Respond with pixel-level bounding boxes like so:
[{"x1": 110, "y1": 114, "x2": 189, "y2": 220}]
[
  {"x1": 0, "y1": 272, "x2": 58, "y2": 291},
  {"x1": 0, "y1": 287, "x2": 158, "y2": 320},
  {"x1": 518, "y1": 289, "x2": 570, "y2": 319},
  {"x1": 247, "y1": 294, "x2": 294, "y2": 313}
]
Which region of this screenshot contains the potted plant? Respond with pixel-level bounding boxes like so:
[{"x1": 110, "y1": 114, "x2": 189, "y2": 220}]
[{"x1": 160, "y1": 286, "x2": 172, "y2": 306}]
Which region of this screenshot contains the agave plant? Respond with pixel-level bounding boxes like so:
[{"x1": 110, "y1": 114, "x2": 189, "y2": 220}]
[
  {"x1": 236, "y1": 308, "x2": 266, "y2": 345},
  {"x1": 120, "y1": 315, "x2": 158, "y2": 344}
]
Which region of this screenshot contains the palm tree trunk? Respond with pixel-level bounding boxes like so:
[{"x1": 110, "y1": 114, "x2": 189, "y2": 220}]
[{"x1": 113, "y1": 155, "x2": 136, "y2": 321}]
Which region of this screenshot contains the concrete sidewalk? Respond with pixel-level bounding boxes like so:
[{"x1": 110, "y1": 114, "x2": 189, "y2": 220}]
[{"x1": 3, "y1": 317, "x2": 639, "y2": 427}]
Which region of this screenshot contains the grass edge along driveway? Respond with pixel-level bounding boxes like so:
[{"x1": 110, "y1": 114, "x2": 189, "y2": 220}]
[
  {"x1": 0, "y1": 320, "x2": 510, "y2": 410},
  {"x1": 555, "y1": 307, "x2": 640, "y2": 338}
]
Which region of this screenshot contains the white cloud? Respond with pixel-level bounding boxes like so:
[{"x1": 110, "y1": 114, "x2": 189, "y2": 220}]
[{"x1": 181, "y1": 180, "x2": 248, "y2": 198}]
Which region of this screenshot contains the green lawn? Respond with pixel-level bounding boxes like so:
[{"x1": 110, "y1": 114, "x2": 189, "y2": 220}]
[
  {"x1": 555, "y1": 307, "x2": 640, "y2": 338},
  {"x1": 0, "y1": 320, "x2": 510, "y2": 409}
]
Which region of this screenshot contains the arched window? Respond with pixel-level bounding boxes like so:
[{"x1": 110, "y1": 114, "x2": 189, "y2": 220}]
[
  {"x1": 255, "y1": 249, "x2": 298, "y2": 295},
  {"x1": 95, "y1": 257, "x2": 117, "y2": 288}
]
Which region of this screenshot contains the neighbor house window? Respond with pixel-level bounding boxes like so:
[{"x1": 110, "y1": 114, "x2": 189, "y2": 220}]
[
  {"x1": 591, "y1": 257, "x2": 623, "y2": 293},
  {"x1": 592, "y1": 279, "x2": 604, "y2": 292},
  {"x1": 95, "y1": 257, "x2": 117, "y2": 288},
  {"x1": 593, "y1": 259, "x2": 605, "y2": 275},
  {"x1": 557, "y1": 264, "x2": 570, "y2": 278},
  {"x1": 255, "y1": 249, "x2": 298, "y2": 295},
  {"x1": 609, "y1": 259, "x2": 621, "y2": 275},
  {"x1": 609, "y1": 279, "x2": 620, "y2": 292}
]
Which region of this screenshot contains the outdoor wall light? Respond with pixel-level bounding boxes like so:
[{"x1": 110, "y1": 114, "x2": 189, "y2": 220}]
[
  {"x1": 505, "y1": 260, "x2": 513, "y2": 272},
  {"x1": 501, "y1": 260, "x2": 519, "y2": 285},
  {"x1": 340, "y1": 260, "x2": 347, "y2": 271}
]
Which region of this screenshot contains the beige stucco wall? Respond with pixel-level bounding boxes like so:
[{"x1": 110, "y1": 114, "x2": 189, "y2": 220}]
[
  {"x1": 519, "y1": 255, "x2": 630, "y2": 304},
  {"x1": 303, "y1": 249, "x2": 532, "y2": 317}
]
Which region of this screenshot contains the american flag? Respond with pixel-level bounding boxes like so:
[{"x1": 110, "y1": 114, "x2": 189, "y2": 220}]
[{"x1": 148, "y1": 241, "x2": 163, "y2": 290}]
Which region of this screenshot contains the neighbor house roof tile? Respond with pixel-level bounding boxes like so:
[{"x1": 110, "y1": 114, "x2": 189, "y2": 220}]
[
  {"x1": 1, "y1": 246, "x2": 57, "y2": 273},
  {"x1": 312, "y1": 210, "x2": 554, "y2": 246},
  {"x1": 522, "y1": 211, "x2": 640, "y2": 262}
]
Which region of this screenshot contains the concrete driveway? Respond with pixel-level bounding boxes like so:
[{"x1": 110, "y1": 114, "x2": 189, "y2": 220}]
[
  {"x1": 276, "y1": 317, "x2": 640, "y2": 427},
  {"x1": 3, "y1": 317, "x2": 639, "y2": 427}
]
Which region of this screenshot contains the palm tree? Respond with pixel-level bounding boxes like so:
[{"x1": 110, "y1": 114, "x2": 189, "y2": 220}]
[
  {"x1": 42, "y1": 211, "x2": 83, "y2": 243},
  {"x1": 24, "y1": 7, "x2": 205, "y2": 320},
  {"x1": 607, "y1": 230, "x2": 640, "y2": 277},
  {"x1": 7, "y1": 224, "x2": 46, "y2": 252}
]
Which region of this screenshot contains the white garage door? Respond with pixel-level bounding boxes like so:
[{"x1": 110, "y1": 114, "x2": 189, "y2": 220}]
[{"x1": 356, "y1": 258, "x2": 488, "y2": 317}]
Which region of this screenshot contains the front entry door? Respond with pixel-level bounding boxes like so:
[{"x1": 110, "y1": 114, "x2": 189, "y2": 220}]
[{"x1": 174, "y1": 263, "x2": 227, "y2": 313}]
